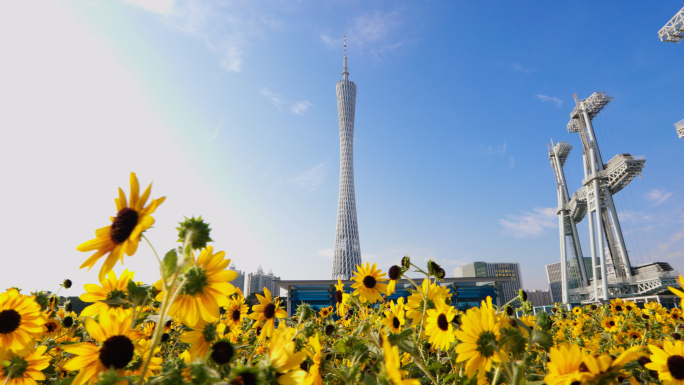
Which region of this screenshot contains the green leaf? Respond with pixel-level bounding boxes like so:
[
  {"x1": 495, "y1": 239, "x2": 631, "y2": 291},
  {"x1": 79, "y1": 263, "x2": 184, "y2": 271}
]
[
  {"x1": 333, "y1": 339, "x2": 347, "y2": 354},
  {"x1": 163, "y1": 249, "x2": 178, "y2": 278},
  {"x1": 364, "y1": 373, "x2": 378, "y2": 385},
  {"x1": 58, "y1": 377, "x2": 75, "y2": 385}
]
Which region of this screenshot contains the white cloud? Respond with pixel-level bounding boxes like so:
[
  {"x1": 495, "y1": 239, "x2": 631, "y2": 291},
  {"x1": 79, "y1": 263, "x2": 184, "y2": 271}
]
[
  {"x1": 500, "y1": 207, "x2": 557, "y2": 237},
  {"x1": 318, "y1": 248, "x2": 334, "y2": 259},
  {"x1": 486, "y1": 142, "x2": 507, "y2": 155},
  {"x1": 293, "y1": 162, "x2": 326, "y2": 192},
  {"x1": 535, "y1": 94, "x2": 563, "y2": 108},
  {"x1": 261, "y1": 88, "x2": 313, "y2": 115},
  {"x1": 509, "y1": 156, "x2": 516, "y2": 170},
  {"x1": 646, "y1": 189, "x2": 672, "y2": 206},
  {"x1": 320, "y1": 9, "x2": 405, "y2": 58},
  {"x1": 260, "y1": 87, "x2": 285, "y2": 110},
  {"x1": 120, "y1": 0, "x2": 175, "y2": 14},
  {"x1": 291, "y1": 101, "x2": 313, "y2": 115},
  {"x1": 119, "y1": 1, "x2": 285, "y2": 73},
  {"x1": 510, "y1": 62, "x2": 536, "y2": 73}
]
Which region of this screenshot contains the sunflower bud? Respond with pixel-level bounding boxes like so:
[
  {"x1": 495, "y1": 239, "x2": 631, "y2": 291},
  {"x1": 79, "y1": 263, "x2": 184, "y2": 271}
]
[
  {"x1": 388, "y1": 265, "x2": 401, "y2": 281},
  {"x1": 401, "y1": 254, "x2": 411, "y2": 270},
  {"x1": 62, "y1": 279, "x2": 72, "y2": 289},
  {"x1": 427, "y1": 260, "x2": 446, "y2": 280},
  {"x1": 297, "y1": 304, "x2": 313, "y2": 323},
  {"x1": 176, "y1": 216, "x2": 213, "y2": 250}
]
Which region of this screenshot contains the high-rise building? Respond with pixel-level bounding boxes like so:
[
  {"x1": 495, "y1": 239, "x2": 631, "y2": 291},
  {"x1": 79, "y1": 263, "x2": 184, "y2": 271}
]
[
  {"x1": 246, "y1": 266, "x2": 281, "y2": 297},
  {"x1": 527, "y1": 290, "x2": 553, "y2": 307},
  {"x1": 454, "y1": 262, "x2": 524, "y2": 305},
  {"x1": 230, "y1": 263, "x2": 245, "y2": 294},
  {"x1": 332, "y1": 38, "x2": 362, "y2": 280},
  {"x1": 546, "y1": 257, "x2": 596, "y2": 304}
]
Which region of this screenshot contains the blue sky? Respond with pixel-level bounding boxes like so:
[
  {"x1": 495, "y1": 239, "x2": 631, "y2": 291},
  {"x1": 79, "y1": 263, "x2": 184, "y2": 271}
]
[{"x1": 1, "y1": 0, "x2": 682, "y2": 294}]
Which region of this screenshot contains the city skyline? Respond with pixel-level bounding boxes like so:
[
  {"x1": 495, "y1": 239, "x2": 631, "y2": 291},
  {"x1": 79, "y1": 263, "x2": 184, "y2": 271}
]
[{"x1": 0, "y1": 1, "x2": 682, "y2": 295}]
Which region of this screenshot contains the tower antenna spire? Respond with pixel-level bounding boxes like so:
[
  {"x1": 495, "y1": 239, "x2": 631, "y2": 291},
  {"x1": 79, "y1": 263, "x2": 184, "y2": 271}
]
[{"x1": 342, "y1": 35, "x2": 349, "y2": 81}]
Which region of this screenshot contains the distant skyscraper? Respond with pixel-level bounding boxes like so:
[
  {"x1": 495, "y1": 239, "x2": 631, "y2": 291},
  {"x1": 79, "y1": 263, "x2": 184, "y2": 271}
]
[
  {"x1": 454, "y1": 262, "x2": 524, "y2": 305},
  {"x1": 230, "y1": 263, "x2": 245, "y2": 294},
  {"x1": 546, "y1": 257, "x2": 596, "y2": 303},
  {"x1": 246, "y1": 266, "x2": 281, "y2": 297},
  {"x1": 332, "y1": 37, "x2": 362, "y2": 280},
  {"x1": 527, "y1": 290, "x2": 553, "y2": 307}
]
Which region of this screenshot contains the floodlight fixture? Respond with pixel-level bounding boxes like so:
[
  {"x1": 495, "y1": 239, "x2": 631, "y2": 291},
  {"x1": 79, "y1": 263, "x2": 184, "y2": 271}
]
[{"x1": 659, "y1": 7, "x2": 684, "y2": 43}]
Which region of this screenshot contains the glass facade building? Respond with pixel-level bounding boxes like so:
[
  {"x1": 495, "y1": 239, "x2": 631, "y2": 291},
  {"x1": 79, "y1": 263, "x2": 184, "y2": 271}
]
[
  {"x1": 545, "y1": 257, "x2": 595, "y2": 303},
  {"x1": 278, "y1": 277, "x2": 511, "y2": 317},
  {"x1": 454, "y1": 262, "x2": 524, "y2": 305}
]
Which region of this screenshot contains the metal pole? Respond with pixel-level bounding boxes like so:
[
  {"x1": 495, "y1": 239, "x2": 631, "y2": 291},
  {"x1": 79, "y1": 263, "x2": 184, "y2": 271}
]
[
  {"x1": 559, "y1": 209, "x2": 569, "y2": 304},
  {"x1": 588, "y1": 204, "x2": 599, "y2": 301},
  {"x1": 604, "y1": 190, "x2": 633, "y2": 276}
]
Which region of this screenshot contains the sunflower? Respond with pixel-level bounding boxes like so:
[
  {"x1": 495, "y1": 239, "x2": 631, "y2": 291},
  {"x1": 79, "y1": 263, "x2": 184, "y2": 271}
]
[
  {"x1": 543, "y1": 343, "x2": 592, "y2": 385},
  {"x1": 351, "y1": 263, "x2": 388, "y2": 304},
  {"x1": 62, "y1": 313, "x2": 142, "y2": 385},
  {"x1": 454, "y1": 301, "x2": 504, "y2": 379},
  {"x1": 581, "y1": 346, "x2": 643, "y2": 383},
  {"x1": 0, "y1": 345, "x2": 51, "y2": 385},
  {"x1": 386, "y1": 265, "x2": 401, "y2": 296},
  {"x1": 156, "y1": 246, "x2": 237, "y2": 328},
  {"x1": 79, "y1": 269, "x2": 134, "y2": 322},
  {"x1": 645, "y1": 340, "x2": 684, "y2": 385},
  {"x1": 405, "y1": 279, "x2": 452, "y2": 326},
  {"x1": 610, "y1": 298, "x2": 627, "y2": 314},
  {"x1": 425, "y1": 301, "x2": 456, "y2": 350},
  {"x1": 0, "y1": 289, "x2": 46, "y2": 355},
  {"x1": 248, "y1": 287, "x2": 287, "y2": 339},
  {"x1": 320, "y1": 306, "x2": 333, "y2": 318},
  {"x1": 125, "y1": 338, "x2": 163, "y2": 380},
  {"x1": 334, "y1": 279, "x2": 350, "y2": 317},
  {"x1": 224, "y1": 297, "x2": 249, "y2": 329},
  {"x1": 269, "y1": 323, "x2": 307, "y2": 385},
  {"x1": 303, "y1": 334, "x2": 323, "y2": 385},
  {"x1": 180, "y1": 321, "x2": 226, "y2": 360},
  {"x1": 381, "y1": 331, "x2": 420, "y2": 385},
  {"x1": 382, "y1": 298, "x2": 406, "y2": 334},
  {"x1": 671, "y1": 275, "x2": 684, "y2": 308},
  {"x1": 78, "y1": 173, "x2": 165, "y2": 282}
]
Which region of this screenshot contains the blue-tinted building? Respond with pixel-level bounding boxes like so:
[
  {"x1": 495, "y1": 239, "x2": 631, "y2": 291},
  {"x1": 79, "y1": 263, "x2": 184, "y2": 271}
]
[{"x1": 277, "y1": 277, "x2": 513, "y2": 316}]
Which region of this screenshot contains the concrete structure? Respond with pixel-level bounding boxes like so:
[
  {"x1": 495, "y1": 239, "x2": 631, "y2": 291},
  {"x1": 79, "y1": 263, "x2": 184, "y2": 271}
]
[
  {"x1": 454, "y1": 262, "x2": 523, "y2": 305},
  {"x1": 550, "y1": 92, "x2": 680, "y2": 302},
  {"x1": 278, "y1": 277, "x2": 513, "y2": 316},
  {"x1": 246, "y1": 266, "x2": 280, "y2": 297},
  {"x1": 332, "y1": 37, "x2": 362, "y2": 280},
  {"x1": 229, "y1": 263, "x2": 245, "y2": 294},
  {"x1": 658, "y1": 8, "x2": 684, "y2": 138},
  {"x1": 527, "y1": 290, "x2": 553, "y2": 307}
]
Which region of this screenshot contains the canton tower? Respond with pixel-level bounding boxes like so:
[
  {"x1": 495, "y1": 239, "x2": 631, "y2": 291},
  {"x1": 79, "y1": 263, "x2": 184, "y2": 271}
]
[{"x1": 332, "y1": 37, "x2": 362, "y2": 280}]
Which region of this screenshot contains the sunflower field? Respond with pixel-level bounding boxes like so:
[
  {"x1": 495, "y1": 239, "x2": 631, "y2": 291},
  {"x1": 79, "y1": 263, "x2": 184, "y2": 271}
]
[{"x1": 1, "y1": 173, "x2": 684, "y2": 385}]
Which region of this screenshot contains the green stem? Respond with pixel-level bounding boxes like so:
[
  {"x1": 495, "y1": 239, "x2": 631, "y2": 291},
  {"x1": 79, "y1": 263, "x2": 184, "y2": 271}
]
[
  {"x1": 142, "y1": 235, "x2": 162, "y2": 267},
  {"x1": 412, "y1": 356, "x2": 439, "y2": 385}
]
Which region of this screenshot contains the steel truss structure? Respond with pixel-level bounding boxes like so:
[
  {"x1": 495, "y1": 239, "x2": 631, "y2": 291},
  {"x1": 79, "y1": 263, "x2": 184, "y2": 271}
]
[
  {"x1": 550, "y1": 92, "x2": 680, "y2": 303},
  {"x1": 332, "y1": 40, "x2": 362, "y2": 280},
  {"x1": 659, "y1": 7, "x2": 684, "y2": 138},
  {"x1": 659, "y1": 6, "x2": 684, "y2": 43}
]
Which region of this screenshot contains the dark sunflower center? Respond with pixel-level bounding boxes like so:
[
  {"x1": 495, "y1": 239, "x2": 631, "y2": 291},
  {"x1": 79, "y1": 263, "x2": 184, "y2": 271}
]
[
  {"x1": 232, "y1": 309, "x2": 241, "y2": 322},
  {"x1": 335, "y1": 290, "x2": 343, "y2": 304},
  {"x1": 579, "y1": 362, "x2": 589, "y2": 372},
  {"x1": 109, "y1": 208, "x2": 139, "y2": 244},
  {"x1": 388, "y1": 265, "x2": 401, "y2": 280},
  {"x1": 232, "y1": 373, "x2": 257, "y2": 385},
  {"x1": 0, "y1": 309, "x2": 21, "y2": 334},
  {"x1": 63, "y1": 316, "x2": 74, "y2": 328},
  {"x1": 393, "y1": 316, "x2": 400, "y2": 329},
  {"x1": 615, "y1": 305, "x2": 623, "y2": 312},
  {"x1": 437, "y1": 314, "x2": 449, "y2": 331},
  {"x1": 609, "y1": 321, "x2": 615, "y2": 327},
  {"x1": 475, "y1": 331, "x2": 497, "y2": 358},
  {"x1": 363, "y1": 275, "x2": 376, "y2": 289},
  {"x1": 99, "y1": 335, "x2": 135, "y2": 369},
  {"x1": 668, "y1": 355, "x2": 684, "y2": 380},
  {"x1": 325, "y1": 324, "x2": 335, "y2": 336},
  {"x1": 264, "y1": 303, "x2": 276, "y2": 319},
  {"x1": 626, "y1": 306, "x2": 632, "y2": 311},
  {"x1": 46, "y1": 322, "x2": 57, "y2": 332},
  {"x1": 211, "y1": 341, "x2": 234, "y2": 364}
]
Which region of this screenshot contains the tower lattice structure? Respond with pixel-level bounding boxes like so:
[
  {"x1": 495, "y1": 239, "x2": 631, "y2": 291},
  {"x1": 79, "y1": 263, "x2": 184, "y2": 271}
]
[
  {"x1": 549, "y1": 92, "x2": 680, "y2": 303},
  {"x1": 332, "y1": 38, "x2": 362, "y2": 280}
]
